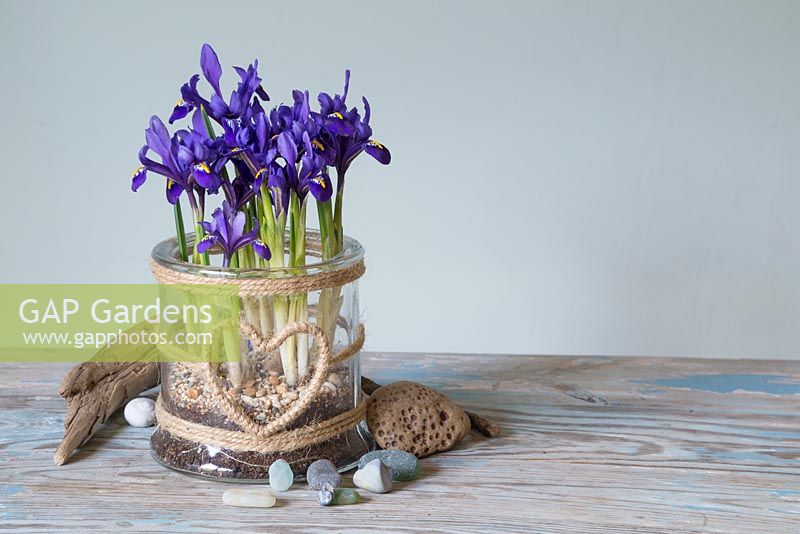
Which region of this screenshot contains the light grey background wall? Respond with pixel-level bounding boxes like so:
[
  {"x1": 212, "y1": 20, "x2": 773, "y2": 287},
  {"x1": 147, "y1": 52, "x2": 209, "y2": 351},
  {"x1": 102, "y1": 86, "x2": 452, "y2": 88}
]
[{"x1": 0, "y1": 0, "x2": 798, "y2": 358}]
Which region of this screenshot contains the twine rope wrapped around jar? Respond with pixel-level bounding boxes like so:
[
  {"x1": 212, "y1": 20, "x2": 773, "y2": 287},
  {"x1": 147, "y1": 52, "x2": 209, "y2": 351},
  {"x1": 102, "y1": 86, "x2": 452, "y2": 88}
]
[{"x1": 150, "y1": 258, "x2": 368, "y2": 453}]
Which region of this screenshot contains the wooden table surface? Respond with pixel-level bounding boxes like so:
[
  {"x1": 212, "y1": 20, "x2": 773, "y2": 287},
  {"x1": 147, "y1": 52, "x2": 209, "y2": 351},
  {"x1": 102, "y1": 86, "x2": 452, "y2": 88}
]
[{"x1": 1, "y1": 354, "x2": 799, "y2": 533}]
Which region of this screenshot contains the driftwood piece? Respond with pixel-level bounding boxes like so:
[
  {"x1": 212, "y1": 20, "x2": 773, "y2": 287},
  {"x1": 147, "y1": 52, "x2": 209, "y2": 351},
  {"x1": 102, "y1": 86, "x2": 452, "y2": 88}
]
[
  {"x1": 360, "y1": 376, "x2": 501, "y2": 438},
  {"x1": 55, "y1": 361, "x2": 159, "y2": 466}
]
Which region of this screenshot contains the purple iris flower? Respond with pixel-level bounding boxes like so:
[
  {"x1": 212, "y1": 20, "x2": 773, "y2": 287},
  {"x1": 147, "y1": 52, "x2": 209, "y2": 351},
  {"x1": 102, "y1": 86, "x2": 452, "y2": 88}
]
[
  {"x1": 210, "y1": 60, "x2": 268, "y2": 121},
  {"x1": 196, "y1": 200, "x2": 270, "y2": 266},
  {"x1": 276, "y1": 130, "x2": 331, "y2": 203},
  {"x1": 313, "y1": 71, "x2": 391, "y2": 182},
  {"x1": 305, "y1": 170, "x2": 333, "y2": 202},
  {"x1": 134, "y1": 114, "x2": 226, "y2": 209},
  {"x1": 170, "y1": 44, "x2": 269, "y2": 125},
  {"x1": 169, "y1": 74, "x2": 205, "y2": 124},
  {"x1": 317, "y1": 88, "x2": 355, "y2": 136}
]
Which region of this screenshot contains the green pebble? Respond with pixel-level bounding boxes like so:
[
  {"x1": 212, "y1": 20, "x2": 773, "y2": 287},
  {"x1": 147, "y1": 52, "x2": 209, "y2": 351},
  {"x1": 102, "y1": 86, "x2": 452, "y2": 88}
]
[
  {"x1": 268, "y1": 459, "x2": 294, "y2": 492},
  {"x1": 332, "y1": 488, "x2": 362, "y2": 505}
]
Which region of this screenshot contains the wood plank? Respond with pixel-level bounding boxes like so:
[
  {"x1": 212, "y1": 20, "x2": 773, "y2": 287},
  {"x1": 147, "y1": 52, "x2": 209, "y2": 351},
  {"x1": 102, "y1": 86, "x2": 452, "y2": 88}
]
[{"x1": 1, "y1": 355, "x2": 799, "y2": 532}]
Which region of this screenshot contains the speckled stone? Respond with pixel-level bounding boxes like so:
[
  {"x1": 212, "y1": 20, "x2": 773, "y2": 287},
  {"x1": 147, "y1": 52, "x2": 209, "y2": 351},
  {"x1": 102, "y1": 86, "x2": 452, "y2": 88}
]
[
  {"x1": 268, "y1": 459, "x2": 293, "y2": 492},
  {"x1": 353, "y1": 458, "x2": 393, "y2": 493},
  {"x1": 306, "y1": 459, "x2": 341, "y2": 490},
  {"x1": 358, "y1": 450, "x2": 420, "y2": 481}
]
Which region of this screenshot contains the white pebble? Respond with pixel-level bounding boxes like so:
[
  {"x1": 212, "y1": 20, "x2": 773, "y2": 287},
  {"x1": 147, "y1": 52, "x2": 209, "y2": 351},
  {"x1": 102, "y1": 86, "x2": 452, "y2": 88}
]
[
  {"x1": 353, "y1": 458, "x2": 393, "y2": 493},
  {"x1": 222, "y1": 488, "x2": 276, "y2": 508},
  {"x1": 123, "y1": 397, "x2": 156, "y2": 427}
]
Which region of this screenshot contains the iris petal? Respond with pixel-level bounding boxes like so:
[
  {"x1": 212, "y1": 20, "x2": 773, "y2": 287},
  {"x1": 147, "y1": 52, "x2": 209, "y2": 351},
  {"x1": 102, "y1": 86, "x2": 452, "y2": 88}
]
[
  {"x1": 131, "y1": 166, "x2": 147, "y2": 192},
  {"x1": 253, "y1": 240, "x2": 271, "y2": 260},
  {"x1": 168, "y1": 100, "x2": 192, "y2": 124},
  {"x1": 325, "y1": 114, "x2": 355, "y2": 136},
  {"x1": 318, "y1": 93, "x2": 334, "y2": 115},
  {"x1": 200, "y1": 44, "x2": 223, "y2": 97},
  {"x1": 166, "y1": 179, "x2": 183, "y2": 205},
  {"x1": 199, "y1": 220, "x2": 214, "y2": 234},
  {"x1": 308, "y1": 173, "x2": 333, "y2": 202},
  {"x1": 342, "y1": 69, "x2": 351, "y2": 102},
  {"x1": 277, "y1": 131, "x2": 297, "y2": 164},
  {"x1": 192, "y1": 162, "x2": 221, "y2": 191},
  {"x1": 196, "y1": 234, "x2": 216, "y2": 254},
  {"x1": 209, "y1": 94, "x2": 230, "y2": 120},
  {"x1": 364, "y1": 140, "x2": 391, "y2": 164}
]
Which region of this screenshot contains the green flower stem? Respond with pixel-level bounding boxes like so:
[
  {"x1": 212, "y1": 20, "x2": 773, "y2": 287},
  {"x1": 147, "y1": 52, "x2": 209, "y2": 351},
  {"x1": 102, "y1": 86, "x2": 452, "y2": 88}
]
[
  {"x1": 315, "y1": 197, "x2": 340, "y2": 359},
  {"x1": 191, "y1": 222, "x2": 202, "y2": 264},
  {"x1": 316, "y1": 200, "x2": 335, "y2": 261},
  {"x1": 285, "y1": 192, "x2": 304, "y2": 380},
  {"x1": 332, "y1": 189, "x2": 344, "y2": 254},
  {"x1": 238, "y1": 199, "x2": 261, "y2": 365},
  {"x1": 258, "y1": 183, "x2": 278, "y2": 251},
  {"x1": 288, "y1": 193, "x2": 307, "y2": 268},
  {"x1": 173, "y1": 200, "x2": 188, "y2": 262},
  {"x1": 252, "y1": 195, "x2": 274, "y2": 334},
  {"x1": 259, "y1": 184, "x2": 296, "y2": 385},
  {"x1": 289, "y1": 196, "x2": 309, "y2": 378},
  {"x1": 246, "y1": 199, "x2": 259, "y2": 266},
  {"x1": 289, "y1": 193, "x2": 300, "y2": 268},
  {"x1": 254, "y1": 197, "x2": 265, "y2": 267}
]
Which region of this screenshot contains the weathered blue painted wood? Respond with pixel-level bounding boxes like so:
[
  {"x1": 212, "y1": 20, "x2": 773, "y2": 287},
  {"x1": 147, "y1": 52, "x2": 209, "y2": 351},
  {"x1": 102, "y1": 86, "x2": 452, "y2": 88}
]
[{"x1": 1, "y1": 355, "x2": 799, "y2": 532}]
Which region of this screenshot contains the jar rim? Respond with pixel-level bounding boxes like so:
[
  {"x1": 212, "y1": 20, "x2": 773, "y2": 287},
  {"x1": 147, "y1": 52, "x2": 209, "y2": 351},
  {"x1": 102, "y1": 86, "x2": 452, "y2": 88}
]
[{"x1": 151, "y1": 229, "x2": 364, "y2": 279}]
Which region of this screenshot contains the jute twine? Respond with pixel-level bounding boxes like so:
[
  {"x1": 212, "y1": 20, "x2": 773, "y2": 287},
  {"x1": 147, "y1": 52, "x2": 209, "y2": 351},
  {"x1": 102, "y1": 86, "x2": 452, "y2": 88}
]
[
  {"x1": 149, "y1": 258, "x2": 365, "y2": 296},
  {"x1": 150, "y1": 258, "x2": 367, "y2": 453}
]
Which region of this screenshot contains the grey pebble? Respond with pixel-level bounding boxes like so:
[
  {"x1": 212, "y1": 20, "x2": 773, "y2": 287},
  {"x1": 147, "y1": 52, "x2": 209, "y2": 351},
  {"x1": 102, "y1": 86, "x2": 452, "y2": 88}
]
[
  {"x1": 306, "y1": 459, "x2": 342, "y2": 490},
  {"x1": 318, "y1": 482, "x2": 335, "y2": 506}
]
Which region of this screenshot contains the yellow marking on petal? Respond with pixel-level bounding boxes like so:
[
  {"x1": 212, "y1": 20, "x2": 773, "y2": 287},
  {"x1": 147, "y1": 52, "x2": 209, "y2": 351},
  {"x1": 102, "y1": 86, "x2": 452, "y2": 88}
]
[
  {"x1": 255, "y1": 168, "x2": 268, "y2": 180},
  {"x1": 230, "y1": 147, "x2": 244, "y2": 154},
  {"x1": 368, "y1": 140, "x2": 385, "y2": 149},
  {"x1": 167, "y1": 179, "x2": 175, "y2": 188},
  {"x1": 312, "y1": 139, "x2": 325, "y2": 150},
  {"x1": 132, "y1": 166, "x2": 145, "y2": 177},
  {"x1": 196, "y1": 162, "x2": 211, "y2": 173},
  {"x1": 313, "y1": 176, "x2": 327, "y2": 189},
  {"x1": 331, "y1": 112, "x2": 344, "y2": 120},
  {"x1": 174, "y1": 99, "x2": 185, "y2": 108}
]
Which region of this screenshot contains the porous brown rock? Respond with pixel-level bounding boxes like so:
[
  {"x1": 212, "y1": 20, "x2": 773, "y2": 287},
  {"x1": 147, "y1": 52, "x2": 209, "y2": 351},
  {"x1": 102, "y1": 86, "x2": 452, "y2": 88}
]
[{"x1": 366, "y1": 381, "x2": 471, "y2": 457}]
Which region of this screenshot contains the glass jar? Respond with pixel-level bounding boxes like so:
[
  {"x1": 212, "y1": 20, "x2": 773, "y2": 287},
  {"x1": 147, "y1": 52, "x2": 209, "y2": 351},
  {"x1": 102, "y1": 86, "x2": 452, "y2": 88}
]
[{"x1": 149, "y1": 230, "x2": 374, "y2": 481}]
